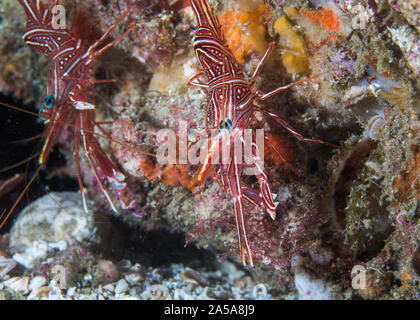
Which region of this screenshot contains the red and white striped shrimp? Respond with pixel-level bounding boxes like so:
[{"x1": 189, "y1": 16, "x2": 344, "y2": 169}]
[
  {"x1": 189, "y1": 0, "x2": 337, "y2": 265},
  {"x1": 0, "y1": 0, "x2": 132, "y2": 227}
]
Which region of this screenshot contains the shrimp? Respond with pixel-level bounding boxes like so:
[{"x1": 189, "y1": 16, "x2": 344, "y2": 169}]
[
  {"x1": 0, "y1": 0, "x2": 132, "y2": 228},
  {"x1": 189, "y1": 0, "x2": 338, "y2": 265}
]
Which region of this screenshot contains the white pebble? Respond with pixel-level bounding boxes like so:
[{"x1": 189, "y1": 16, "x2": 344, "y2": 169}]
[
  {"x1": 115, "y1": 279, "x2": 129, "y2": 294},
  {"x1": 294, "y1": 272, "x2": 337, "y2": 300},
  {"x1": 3, "y1": 276, "x2": 29, "y2": 294},
  {"x1": 29, "y1": 276, "x2": 47, "y2": 292},
  {"x1": 9, "y1": 193, "x2": 100, "y2": 268},
  {"x1": 103, "y1": 283, "x2": 115, "y2": 292},
  {"x1": 66, "y1": 287, "x2": 77, "y2": 297},
  {"x1": 124, "y1": 273, "x2": 143, "y2": 286}
]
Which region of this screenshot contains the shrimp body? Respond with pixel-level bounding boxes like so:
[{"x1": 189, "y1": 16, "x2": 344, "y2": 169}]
[
  {"x1": 189, "y1": 0, "x2": 276, "y2": 266},
  {"x1": 189, "y1": 0, "x2": 335, "y2": 265},
  {"x1": 17, "y1": 0, "x2": 131, "y2": 213}
]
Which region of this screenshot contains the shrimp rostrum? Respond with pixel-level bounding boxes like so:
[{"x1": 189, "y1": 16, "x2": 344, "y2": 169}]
[{"x1": 7, "y1": 0, "x2": 132, "y2": 220}]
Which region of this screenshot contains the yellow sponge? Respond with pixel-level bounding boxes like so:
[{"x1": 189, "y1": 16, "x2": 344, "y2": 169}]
[{"x1": 274, "y1": 14, "x2": 310, "y2": 74}]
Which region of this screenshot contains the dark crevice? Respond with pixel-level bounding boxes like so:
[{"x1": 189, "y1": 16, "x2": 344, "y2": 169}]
[
  {"x1": 334, "y1": 139, "x2": 378, "y2": 228},
  {"x1": 95, "y1": 214, "x2": 219, "y2": 271},
  {"x1": 413, "y1": 246, "x2": 420, "y2": 277},
  {"x1": 0, "y1": 93, "x2": 78, "y2": 232}
]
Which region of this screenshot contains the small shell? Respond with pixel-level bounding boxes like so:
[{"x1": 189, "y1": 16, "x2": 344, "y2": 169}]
[
  {"x1": 0, "y1": 257, "x2": 16, "y2": 279},
  {"x1": 98, "y1": 259, "x2": 119, "y2": 281},
  {"x1": 3, "y1": 276, "x2": 29, "y2": 294},
  {"x1": 252, "y1": 283, "x2": 268, "y2": 299},
  {"x1": 181, "y1": 268, "x2": 208, "y2": 286},
  {"x1": 36, "y1": 286, "x2": 51, "y2": 298},
  {"x1": 145, "y1": 284, "x2": 169, "y2": 300},
  {"x1": 365, "y1": 113, "x2": 386, "y2": 141}
]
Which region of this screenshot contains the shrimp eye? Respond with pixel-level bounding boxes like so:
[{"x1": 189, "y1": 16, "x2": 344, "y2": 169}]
[
  {"x1": 44, "y1": 95, "x2": 55, "y2": 108},
  {"x1": 219, "y1": 118, "x2": 233, "y2": 131}
]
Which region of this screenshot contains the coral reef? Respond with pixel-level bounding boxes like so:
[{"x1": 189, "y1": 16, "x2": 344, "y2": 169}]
[
  {"x1": 273, "y1": 11, "x2": 310, "y2": 74},
  {"x1": 0, "y1": 0, "x2": 418, "y2": 300},
  {"x1": 0, "y1": 1, "x2": 45, "y2": 99},
  {"x1": 219, "y1": 0, "x2": 269, "y2": 63}
]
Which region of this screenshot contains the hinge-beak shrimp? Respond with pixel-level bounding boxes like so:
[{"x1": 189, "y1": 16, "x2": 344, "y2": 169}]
[
  {"x1": 189, "y1": 0, "x2": 339, "y2": 266},
  {"x1": 0, "y1": 0, "x2": 132, "y2": 229}
]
